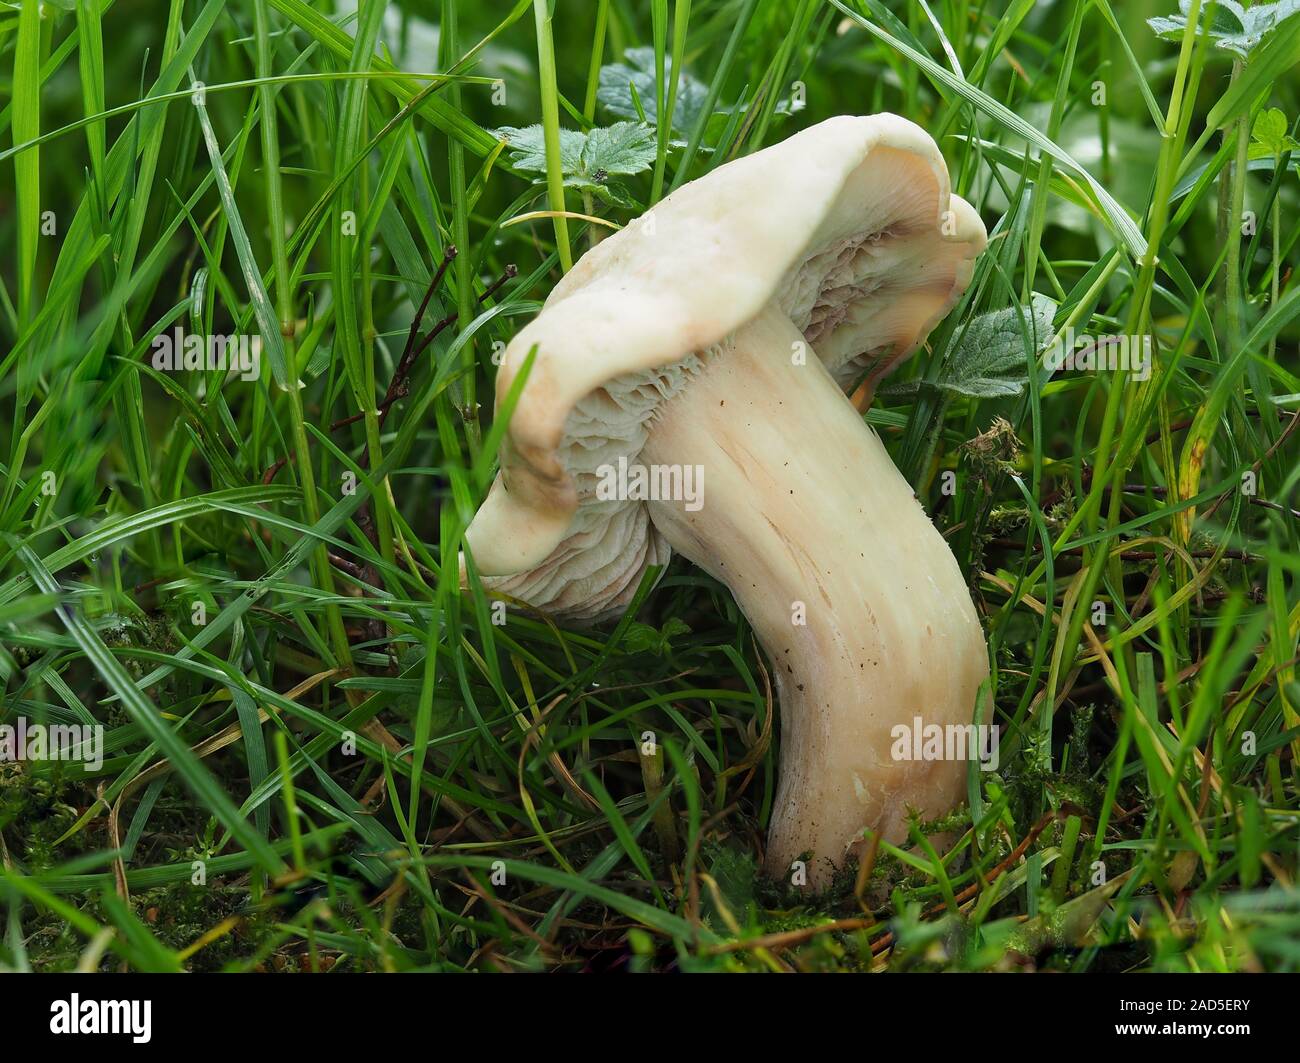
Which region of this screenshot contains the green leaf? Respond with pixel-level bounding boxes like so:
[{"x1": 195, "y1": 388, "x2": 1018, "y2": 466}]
[
  {"x1": 1251, "y1": 106, "x2": 1300, "y2": 154},
  {"x1": 495, "y1": 121, "x2": 656, "y2": 202},
  {"x1": 1148, "y1": 0, "x2": 1300, "y2": 58},
  {"x1": 495, "y1": 124, "x2": 586, "y2": 174},
  {"x1": 582, "y1": 120, "x2": 660, "y2": 174},
  {"x1": 620, "y1": 617, "x2": 691, "y2": 656},
  {"x1": 886, "y1": 294, "x2": 1059, "y2": 400},
  {"x1": 598, "y1": 46, "x2": 709, "y2": 136},
  {"x1": 1149, "y1": 0, "x2": 1247, "y2": 41}
]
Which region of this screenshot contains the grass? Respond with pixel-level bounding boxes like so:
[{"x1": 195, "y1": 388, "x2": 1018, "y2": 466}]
[{"x1": 0, "y1": 0, "x2": 1298, "y2": 973}]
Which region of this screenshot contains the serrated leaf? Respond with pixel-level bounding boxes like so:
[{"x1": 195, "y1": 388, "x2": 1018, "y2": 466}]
[
  {"x1": 495, "y1": 122, "x2": 656, "y2": 206},
  {"x1": 1147, "y1": 15, "x2": 1190, "y2": 38},
  {"x1": 886, "y1": 294, "x2": 1058, "y2": 400},
  {"x1": 581, "y1": 121, "x2": 659, "y2": 175},
  {"x1": 1159, "y1": 0, "x2": 1247, "y2": 37},
  {"x1": 494, "y1": 124, "x2": 585, "y2": 175},
  {"x1": 597, "y1": 46, "x2": 710, "y2": 137},
  {"x1": 1147, "y1": 0, "x2": 1300, "y2": 58}
]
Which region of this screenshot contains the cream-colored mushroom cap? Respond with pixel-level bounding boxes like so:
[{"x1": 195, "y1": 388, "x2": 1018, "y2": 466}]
[{"x1": 467, "y1": 114, "x2": 985, "y2": 619}]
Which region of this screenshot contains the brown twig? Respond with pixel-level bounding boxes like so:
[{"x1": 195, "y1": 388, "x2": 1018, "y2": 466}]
[
  {"x1": 261, "y1": 256, "x2": 517, "y2": 484},
  {"x1": 379, "y1": 262, "x2": 517, "y2": 428},
  {"x1": 1194, "y1": 407, "x2": 1300, "y2": 524}
]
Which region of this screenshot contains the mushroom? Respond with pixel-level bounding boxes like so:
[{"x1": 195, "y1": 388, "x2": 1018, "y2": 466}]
[{"x1": 466, "y1": 114, "x2": 989, "y2": 887}]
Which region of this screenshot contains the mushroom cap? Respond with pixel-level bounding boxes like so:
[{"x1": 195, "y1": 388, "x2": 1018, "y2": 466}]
[{"x1": 467, "y1": 113, "x2": 986, "y2": 619}]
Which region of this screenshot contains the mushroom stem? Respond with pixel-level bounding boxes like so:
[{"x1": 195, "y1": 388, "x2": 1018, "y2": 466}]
[{"x1": 641, "y1": 305, "x2": 988, "y2": 887}]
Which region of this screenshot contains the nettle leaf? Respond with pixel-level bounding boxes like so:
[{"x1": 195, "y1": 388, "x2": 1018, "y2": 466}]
[
  {"x1": 1148, "y1": 0, "x2": 1246, "y2": 41},
  {"x1": 1148, "y1": 0, "x2": 1300, "y2": 58},
  {"x1": 884, "y1": 294, "x2": 1059, "y2": 400},
  {"x1": 581, "y1": 121, "x2": 660, "y2": 175},
  {"x1": 1251, "y1": 107, "x2": 1300, "y2": 155},
  {"x1": 598, "y1": 46, "x2": 710, "y2": 137},
  {"x1": 495, "y1": 122, "x2": 657, "y2": 205},
  {"x1": 494, "y1": 125, "x2": 585, "y2": 175}
]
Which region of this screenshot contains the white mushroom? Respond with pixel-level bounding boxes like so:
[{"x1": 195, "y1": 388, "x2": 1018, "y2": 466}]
[{"x1": 466, "y1": 114, "x2": 989, "y2": 887}]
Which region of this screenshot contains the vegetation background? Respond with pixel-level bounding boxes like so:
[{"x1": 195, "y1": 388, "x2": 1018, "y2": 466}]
[{"x1": 1, "y1": 0, "x2": 1298, "y2": 972}]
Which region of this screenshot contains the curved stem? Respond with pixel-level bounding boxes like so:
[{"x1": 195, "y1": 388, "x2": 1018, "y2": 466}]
[{"x1": 642, "y1": 306, "x2": 988, "y2": 886}]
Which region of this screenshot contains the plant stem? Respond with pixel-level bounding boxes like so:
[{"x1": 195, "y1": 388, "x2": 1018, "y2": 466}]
[{"x1": 533, "y1": 0, "x2": 573, "y2": 271}]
